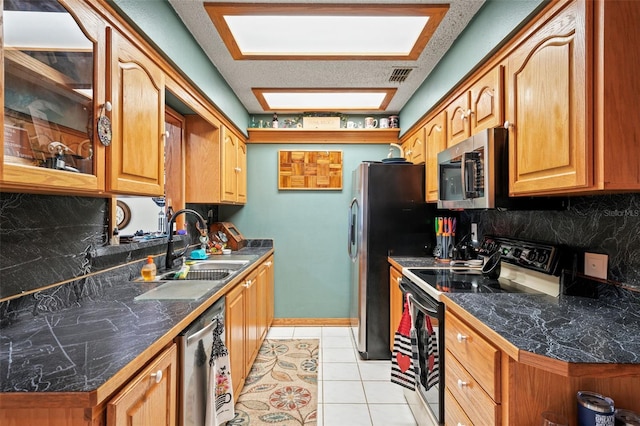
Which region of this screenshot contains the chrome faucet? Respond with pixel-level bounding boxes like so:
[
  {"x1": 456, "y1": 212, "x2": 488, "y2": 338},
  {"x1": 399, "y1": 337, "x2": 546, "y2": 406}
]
[{"x1": 165, "y1": 208, "x2": 207, "y2": 269}]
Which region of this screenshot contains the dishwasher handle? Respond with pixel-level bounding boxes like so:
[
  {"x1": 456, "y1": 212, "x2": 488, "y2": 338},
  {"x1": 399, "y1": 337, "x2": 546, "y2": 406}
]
[{"x1": 186, "y1": 314, "x2": 222, "y2": 347}]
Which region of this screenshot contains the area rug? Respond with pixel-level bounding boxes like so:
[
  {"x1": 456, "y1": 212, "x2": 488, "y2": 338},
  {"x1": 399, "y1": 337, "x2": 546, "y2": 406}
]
[{"x1": 228, "y1": 339, "x2": 319, "y2": 425}]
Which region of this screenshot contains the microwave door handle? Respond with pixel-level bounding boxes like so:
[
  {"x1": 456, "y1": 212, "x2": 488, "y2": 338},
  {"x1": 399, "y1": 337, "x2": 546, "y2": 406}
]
[{"x1": 460, "y1": 154, "x2": 467, "y2": 199}]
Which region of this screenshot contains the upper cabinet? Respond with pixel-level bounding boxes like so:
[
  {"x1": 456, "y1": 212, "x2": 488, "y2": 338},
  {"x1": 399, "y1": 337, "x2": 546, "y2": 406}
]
[
  {"x1": 221, "y1": 126, "x2": 247, "y2": 204},
  {"x1": 424, "y1": 111, "x2": 447, "y2": 203},
  {"x1": 184, "y1": 114, "x2": 221, "y2": 203},
  {"x1": 446, "y1": 65, "x2": 503, "y2": 147},
  {"x1": 402, "y1": 127, "x2": 425, "y2": 164},
  {"x1": 507, "y1": 0, "x2": 640, "y2": 195},
  {"x1": 1, "y1": 0, "x2": 106, "y2": 193},
  {"x1": 506, "y1": 0, "x2": 588, "y2": 195},
  {"x1": 106, "y1": 29, "x2": 165, "y2": 196}
]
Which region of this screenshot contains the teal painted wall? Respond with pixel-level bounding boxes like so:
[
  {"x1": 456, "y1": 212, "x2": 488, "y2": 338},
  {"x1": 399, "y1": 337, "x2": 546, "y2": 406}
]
[
  {"x1": 400, "y1": 0, "x2": 547, "y2": 135},
  {"x1": 220, "y1": 144, "x2": 389, "y2": 319},
  {"x1": 108, "y1": 0, "x2": 249, "y2": 132}
]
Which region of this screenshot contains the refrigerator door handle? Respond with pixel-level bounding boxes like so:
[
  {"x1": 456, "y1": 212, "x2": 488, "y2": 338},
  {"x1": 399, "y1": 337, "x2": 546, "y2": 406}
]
[{"x1": 348, "y1": 197, "x2": 358, "y2": 259}]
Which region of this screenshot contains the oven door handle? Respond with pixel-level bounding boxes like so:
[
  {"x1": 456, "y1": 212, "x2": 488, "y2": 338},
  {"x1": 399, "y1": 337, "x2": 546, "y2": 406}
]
[{"x1": 406, "y1": 292, "x2": 439, "y2": 317}]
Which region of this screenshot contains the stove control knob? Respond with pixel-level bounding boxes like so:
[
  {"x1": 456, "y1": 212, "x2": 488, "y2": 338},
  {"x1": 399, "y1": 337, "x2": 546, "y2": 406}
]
[
  {"x1": 526, "y1": 250, "x2": 537, "y2": 261},
  {"x1": 537, "y1": 252, "x2": 549, "y2": 264}
]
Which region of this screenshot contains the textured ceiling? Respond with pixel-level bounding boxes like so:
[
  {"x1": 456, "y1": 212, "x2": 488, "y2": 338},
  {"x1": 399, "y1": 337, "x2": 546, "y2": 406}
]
[{"x1": 168, "y1": 0, "x2": 485, "y2": 114}]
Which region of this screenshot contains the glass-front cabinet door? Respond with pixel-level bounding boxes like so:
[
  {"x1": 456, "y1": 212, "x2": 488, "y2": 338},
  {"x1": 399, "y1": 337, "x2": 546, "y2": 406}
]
[{"x1": 2, "y1": 0, "x2": 106, "y2": 193}]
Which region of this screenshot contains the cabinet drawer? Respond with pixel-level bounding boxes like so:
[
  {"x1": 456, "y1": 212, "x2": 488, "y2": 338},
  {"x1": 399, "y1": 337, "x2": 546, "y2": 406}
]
[
  {"x1": 445, "y1": 311, "x2": 500, "y2": 400},
  {"x1": 446, "y1": 350, "x2": 500, "y2": 425},
  {"x1": 445, "y1": 387, "x2": 473, "y2": 426}
]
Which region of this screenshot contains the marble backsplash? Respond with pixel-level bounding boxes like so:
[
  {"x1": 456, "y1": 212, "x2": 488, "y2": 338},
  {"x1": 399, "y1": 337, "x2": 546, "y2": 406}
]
[
  {"x1": 0, "y1": 193, "x2": 215, "y2": 300},
  {"x1": 462, "y1": 193, "x2": 640, "y2": 288}
]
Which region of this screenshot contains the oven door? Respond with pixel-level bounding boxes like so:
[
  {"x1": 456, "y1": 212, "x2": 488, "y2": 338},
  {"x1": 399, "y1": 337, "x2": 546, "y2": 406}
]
[{"x1": 400, "y1": 278, "x2": 445, "y2": 425}]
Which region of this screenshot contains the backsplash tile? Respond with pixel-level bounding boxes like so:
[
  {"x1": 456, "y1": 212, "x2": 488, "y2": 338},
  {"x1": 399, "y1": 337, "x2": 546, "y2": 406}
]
[
  {"x1": 0, "y1": 193, "x2": 212, "y2": 300},
  {"x1": 462, "y1": 193, "x2": 640, "y2": 288}
]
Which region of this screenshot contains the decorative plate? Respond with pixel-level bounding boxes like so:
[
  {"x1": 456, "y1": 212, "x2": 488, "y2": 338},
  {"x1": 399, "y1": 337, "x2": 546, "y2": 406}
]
[{"x1": 97, "y1": 115, "x2": 112, "y2": 146}]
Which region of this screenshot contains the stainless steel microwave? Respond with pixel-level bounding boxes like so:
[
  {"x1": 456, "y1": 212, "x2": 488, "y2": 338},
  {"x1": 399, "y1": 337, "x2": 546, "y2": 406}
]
[{"x1": 437, "y1": 128, "x2": 508, "y2": 209}]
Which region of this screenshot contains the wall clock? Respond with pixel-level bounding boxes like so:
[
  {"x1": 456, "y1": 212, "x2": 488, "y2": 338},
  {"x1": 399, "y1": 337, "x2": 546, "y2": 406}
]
[{"x1": 116, "y1": 200, "x2": 131, "y2": 229}]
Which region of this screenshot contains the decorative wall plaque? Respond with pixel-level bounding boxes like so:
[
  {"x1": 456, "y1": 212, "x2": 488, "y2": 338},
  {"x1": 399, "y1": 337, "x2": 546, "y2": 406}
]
[{"x1": 278, "y1": 150, "x2": 342, "y2": 190}]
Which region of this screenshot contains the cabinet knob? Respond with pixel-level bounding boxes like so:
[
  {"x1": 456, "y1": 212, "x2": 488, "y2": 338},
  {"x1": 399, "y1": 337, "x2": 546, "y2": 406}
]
[
  {"x1": 456, "y1": 333, "x2": 468, "y2": 343},
  {"x1": 504, "y1": 120, "x2": 514, "y2": 129},
  {"x1": 265, "y1": 261, "x2": 273, "y2": 267},
  {"x1": 466, "y1": 108, "x2": 473, "y2": 117},
  {"x1": 396, "y1": 277, "x2": 402, "y2": 284},
  {"x1": 457, "y1": 423, "x2": 466, "y2": 426},
  {"x1": 244, "y1": 279, "x2": 252, "y2": 288},
  {"x1": 235, "y1": 167, "x2": 242, "y2": 173},
  {"x1": 457, "y1": 379, "x2": 469, "y2": 388},
  {"x1": 103, "y1": 101, "x2": 112, "y2": 112},
  {"x1": 151, "y1": 370, "x2": 163, "y2": 383}
]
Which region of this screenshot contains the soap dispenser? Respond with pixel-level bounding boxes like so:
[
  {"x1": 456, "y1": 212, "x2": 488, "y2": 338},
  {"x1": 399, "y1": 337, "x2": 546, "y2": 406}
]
[{"x1": 141, "y1": 256, "x2": 157, "y2": 281}]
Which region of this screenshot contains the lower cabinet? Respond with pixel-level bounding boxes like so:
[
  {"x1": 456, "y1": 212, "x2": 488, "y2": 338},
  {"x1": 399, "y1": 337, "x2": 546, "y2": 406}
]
[
  {"x1": 226, "y1": 256, "x2": 275, "y2": 400},
  {"x1": 389, "y1": 265, "x2": 404, "y2": 353},
  {"x1": 107, "y1": 344, "x2": 178, "y2": 426},
  {"x1": 445, "y1": 310, "x2": 500, "y2": 425}
]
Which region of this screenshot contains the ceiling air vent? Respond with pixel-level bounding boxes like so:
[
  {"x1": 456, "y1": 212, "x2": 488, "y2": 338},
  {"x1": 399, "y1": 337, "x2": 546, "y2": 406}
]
[{"x1": 389, "y1": 68, "x2": 413, "y2": 83}]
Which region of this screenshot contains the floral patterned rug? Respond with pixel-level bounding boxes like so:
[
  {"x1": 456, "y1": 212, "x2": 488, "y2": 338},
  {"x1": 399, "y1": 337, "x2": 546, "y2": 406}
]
[{"x1": 228, "y1": 339, "x2": 319, "y2": 425}]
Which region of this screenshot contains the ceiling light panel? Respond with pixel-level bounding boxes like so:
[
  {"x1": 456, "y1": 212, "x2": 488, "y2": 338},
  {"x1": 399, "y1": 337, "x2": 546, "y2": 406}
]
[
  {"x1": 252, "y1": 88, "x2": 396, "y2": 112},
  {"x1": 224, "y1": 15, "x2": 428, "y2": 56},
  {"x1": 205, "y1": 3, "x2": 450, "y2": 60}
]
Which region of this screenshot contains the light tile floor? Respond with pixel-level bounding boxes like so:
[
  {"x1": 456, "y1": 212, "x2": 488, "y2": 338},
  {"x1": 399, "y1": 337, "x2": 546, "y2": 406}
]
[{"x1": 265, "y1": 326, "x2": 419, "y2": 426}]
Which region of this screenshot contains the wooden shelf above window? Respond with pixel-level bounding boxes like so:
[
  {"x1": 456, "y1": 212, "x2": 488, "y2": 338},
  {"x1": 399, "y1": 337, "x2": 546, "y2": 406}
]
[{"x1": 247, "y1": 128, "x2": 400, "y2": 144}]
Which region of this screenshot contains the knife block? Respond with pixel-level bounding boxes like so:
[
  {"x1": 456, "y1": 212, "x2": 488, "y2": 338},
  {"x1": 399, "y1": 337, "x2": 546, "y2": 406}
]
[{"x1": 210, "y1": 222, "x2": 247, "y2": 251}]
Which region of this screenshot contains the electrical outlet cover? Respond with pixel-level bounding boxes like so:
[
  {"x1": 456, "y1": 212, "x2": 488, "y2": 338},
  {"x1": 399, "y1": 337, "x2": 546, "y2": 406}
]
[{"x1": 584, "y1": 252, "x2": 608, "y2": 280}]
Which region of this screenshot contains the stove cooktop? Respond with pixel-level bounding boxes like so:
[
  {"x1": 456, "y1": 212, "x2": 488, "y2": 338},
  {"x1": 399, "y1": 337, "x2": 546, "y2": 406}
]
[
  {"x1": 402, "y1": 236, "x2": 564, "y2": 301},
  {"x1": 405, "y1": 268, "x2": 538, "y2": 296}
]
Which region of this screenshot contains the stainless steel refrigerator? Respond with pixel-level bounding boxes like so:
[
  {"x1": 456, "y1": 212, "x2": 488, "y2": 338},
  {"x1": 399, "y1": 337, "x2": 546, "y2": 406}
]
[{"x1": 348, "y1": 162, "x2": 435, "y2": 360}]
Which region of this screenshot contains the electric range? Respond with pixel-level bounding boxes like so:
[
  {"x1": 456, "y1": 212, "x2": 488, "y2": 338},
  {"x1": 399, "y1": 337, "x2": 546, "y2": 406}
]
[{"x1": 398, "y1": 236, "x2": 563, "y2": 426}]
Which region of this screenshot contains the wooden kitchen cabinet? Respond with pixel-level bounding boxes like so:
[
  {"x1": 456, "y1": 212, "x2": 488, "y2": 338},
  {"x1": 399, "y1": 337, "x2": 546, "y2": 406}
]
[
  {"x1": 107, "y1": 344, "x2": 177, "y2": 426},
  {"x1": 221, "y1": 126, "x2": 247, "y2": 204},
  {"x1": 1, "y1": 0, "x2": 107, "y2": 194},
  {"x1": 257, "y1": 256, "x2": 275, "y2": 342},
  {"x1": 445, "y1": 65, "x2": 503, "y2": 147},
  {"x1": 445, "y1": 310, "x2": 501, "y2": 425},
  {"x1": 389, "y1": 266, "x2": 404, "y2": 353},
  {"x1": 225, "y1": 257, "x2": 274, "y2": 400},
  {"x1": 424, "y1": 111, "x2": 447, "y2": 203},
  {"x1": 107, "y1": 28, "x2": 165, "y2": 196},
  {"x1": 443, "y1": 298, "x2": 640, "y2": 426},
  {"x1": 226, "y1": 278, "x2": 247, "y2": 398},
  {"x1": 507, "y1": 0, "x2": 640, "y2": 195},
  {"x1": 402, "y1": 127, "x2": 425, "y2": 164},
  {"x1": 506, "y1": 0, "x2": 588, "y2": 195},
  {"x1": 184, "y1": 115, "x2": 222, "y2": 203}
]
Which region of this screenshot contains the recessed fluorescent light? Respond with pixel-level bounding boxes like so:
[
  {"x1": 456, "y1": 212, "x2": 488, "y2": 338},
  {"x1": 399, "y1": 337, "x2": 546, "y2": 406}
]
[
  {"x1": 224, "y1": 15, "x2": 428, "y2": 56},
  {"x1": 205, "y1": 3, "x2": 449, "y2": 60},
  {"x1": 252, "y1": 88, "x2": 396, "y2": 112}
]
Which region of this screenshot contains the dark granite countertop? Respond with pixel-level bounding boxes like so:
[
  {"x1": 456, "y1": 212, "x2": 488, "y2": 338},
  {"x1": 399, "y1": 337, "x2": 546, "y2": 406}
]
[
  {"x1": 389, "y1": 255, "x2": 640, "y2": 365},
  {"x1": 0, "y1": 244, "x2": 273, "y2": 394}
]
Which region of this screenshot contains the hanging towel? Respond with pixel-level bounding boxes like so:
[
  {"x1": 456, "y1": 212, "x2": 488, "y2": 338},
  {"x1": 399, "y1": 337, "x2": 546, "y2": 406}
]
[
  {"x1": 391, "y1": 294, "x2": 416, "y2": 390},
  {"x1": 205, "y1": 314, "x2": 235, "y2": 426},
  {"x1": 416, "y1": 315, "x2": 440, "y2": 391},
  {"x1": 425, "y1": 316, "x2": 439, "y2": 389}
]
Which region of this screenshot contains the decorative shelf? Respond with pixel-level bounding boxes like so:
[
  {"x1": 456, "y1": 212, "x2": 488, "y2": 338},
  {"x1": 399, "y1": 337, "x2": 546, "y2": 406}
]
[{"x1": 247, "y1": 128, "x2": 400, "y2": 144}]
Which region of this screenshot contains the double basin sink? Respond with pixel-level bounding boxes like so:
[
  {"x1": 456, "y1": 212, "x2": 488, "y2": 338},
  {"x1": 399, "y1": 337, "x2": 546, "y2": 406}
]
[{"x1": 134, "y1": 255, "x2": 255, "y2": 301}]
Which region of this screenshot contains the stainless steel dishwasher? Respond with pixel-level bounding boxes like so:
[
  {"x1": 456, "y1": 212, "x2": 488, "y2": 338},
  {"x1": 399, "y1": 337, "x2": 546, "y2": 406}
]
[{"x1": 177, "y1": 296, "x2": 226, "y2": 426}]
